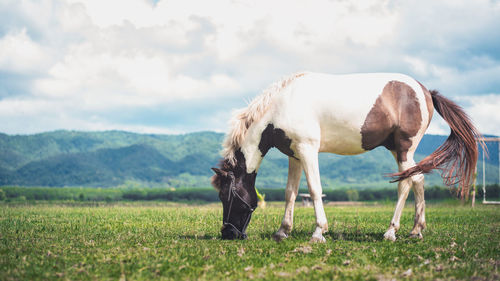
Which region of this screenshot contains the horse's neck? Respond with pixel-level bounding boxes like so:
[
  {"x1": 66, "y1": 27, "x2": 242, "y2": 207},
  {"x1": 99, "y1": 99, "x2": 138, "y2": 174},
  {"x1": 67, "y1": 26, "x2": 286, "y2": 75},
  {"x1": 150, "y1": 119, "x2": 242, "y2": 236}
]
[{"x1": 239, "y1": 119, "x2": 269, "y2": 174}]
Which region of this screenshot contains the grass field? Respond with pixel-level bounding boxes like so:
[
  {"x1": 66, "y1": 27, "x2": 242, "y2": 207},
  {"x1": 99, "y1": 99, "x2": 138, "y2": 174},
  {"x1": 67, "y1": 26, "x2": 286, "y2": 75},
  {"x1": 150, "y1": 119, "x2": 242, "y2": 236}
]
[{"x1": 1, "y1": 201, "x2": 499, "y2": 280}]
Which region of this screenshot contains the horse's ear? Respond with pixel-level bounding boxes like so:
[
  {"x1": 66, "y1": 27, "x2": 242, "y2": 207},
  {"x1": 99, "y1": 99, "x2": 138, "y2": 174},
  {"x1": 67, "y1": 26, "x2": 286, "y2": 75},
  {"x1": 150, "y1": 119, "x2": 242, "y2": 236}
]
[{"x1": 211, "y1": 167, "x2": 228, "y2": 177}]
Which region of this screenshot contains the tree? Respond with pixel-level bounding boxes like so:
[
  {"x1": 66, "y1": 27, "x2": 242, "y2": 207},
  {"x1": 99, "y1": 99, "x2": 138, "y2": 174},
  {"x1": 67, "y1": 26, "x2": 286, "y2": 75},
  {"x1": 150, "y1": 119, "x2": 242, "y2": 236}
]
[{"x1": 346, "y1": 189, "x2": 359, "y2": 201}]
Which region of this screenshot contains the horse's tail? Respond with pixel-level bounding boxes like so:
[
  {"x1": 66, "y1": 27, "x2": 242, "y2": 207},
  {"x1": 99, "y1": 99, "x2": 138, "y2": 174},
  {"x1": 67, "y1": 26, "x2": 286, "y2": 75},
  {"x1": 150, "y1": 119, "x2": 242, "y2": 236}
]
[{"x1": 391, "y1": 90, "x2": 485, "y2": 198}]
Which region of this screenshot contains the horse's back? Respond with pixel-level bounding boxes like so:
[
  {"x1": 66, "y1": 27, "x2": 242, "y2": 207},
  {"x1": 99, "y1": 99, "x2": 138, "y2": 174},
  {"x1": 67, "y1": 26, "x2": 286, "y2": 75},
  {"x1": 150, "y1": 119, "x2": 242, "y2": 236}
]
[
  {"x1": 290, "y1": 72, "x2": 422, "y2": 112},
  {"x1": 270, "y1": 72, "x2": 432, "y2": 155}
]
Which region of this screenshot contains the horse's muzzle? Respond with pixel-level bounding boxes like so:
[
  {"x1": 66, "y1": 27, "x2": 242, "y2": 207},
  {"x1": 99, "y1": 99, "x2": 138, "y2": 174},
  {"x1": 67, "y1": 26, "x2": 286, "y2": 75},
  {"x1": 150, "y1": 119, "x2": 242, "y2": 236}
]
[{"x1": 221, "y1": 224, "x2": 247, "y2": 240}]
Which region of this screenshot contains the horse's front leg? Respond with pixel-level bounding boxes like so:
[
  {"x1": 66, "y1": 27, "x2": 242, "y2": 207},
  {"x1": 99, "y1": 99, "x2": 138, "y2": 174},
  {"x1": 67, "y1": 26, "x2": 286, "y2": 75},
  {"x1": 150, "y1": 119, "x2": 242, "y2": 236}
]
[
  {"x1": 297, "y1": 144, "x2": 328, "y2": 243},
  {"x1": 273, "y1": 157, "x2": 302, "y2": 242}
]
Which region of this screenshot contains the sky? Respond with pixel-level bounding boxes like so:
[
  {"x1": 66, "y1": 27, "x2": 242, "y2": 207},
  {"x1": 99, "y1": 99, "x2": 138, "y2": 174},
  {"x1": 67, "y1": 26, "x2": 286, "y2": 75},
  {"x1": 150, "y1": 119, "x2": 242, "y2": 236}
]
[{"x1": 0, "y1": 0, "x2": 499, "y2": 136}]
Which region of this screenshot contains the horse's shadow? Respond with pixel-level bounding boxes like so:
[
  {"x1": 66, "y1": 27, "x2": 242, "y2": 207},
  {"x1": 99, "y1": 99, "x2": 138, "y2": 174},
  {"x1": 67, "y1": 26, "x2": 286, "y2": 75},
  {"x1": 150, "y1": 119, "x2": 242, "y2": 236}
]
[
  {"x1": 177, "y1": 229, "x2": 386, "y2": 242},
  {"x1": 329, "y1": 231, "x2": 384, "y2": 242},
  {"x1": 178, "y1": 234, "x2": 217, "y2": 240},
  {"x1": 258, "y1": 230, "x2": 385, "y2": 242}
]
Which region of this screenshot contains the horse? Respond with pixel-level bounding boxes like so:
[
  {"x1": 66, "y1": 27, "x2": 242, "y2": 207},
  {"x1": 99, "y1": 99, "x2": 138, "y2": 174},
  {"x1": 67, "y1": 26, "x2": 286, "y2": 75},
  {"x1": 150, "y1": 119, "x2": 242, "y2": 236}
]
[{"x1": 211, "y1": 72, "x2": 483, "y2": 242}]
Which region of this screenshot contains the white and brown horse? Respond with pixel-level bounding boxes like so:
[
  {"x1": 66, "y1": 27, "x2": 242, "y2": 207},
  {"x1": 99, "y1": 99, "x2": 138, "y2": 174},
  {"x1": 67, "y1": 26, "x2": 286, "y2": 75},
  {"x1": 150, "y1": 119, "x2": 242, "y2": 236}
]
[{"x1": 211, "y1": 72, "x2": 482, "y2": 242}]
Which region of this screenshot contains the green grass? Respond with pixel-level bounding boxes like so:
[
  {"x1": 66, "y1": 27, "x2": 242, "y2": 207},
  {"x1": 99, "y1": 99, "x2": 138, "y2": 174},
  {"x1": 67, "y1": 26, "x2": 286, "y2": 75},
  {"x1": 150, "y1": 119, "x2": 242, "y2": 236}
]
[{"x1": 1, "y1": 202, "x2": 499, "y2": 280}]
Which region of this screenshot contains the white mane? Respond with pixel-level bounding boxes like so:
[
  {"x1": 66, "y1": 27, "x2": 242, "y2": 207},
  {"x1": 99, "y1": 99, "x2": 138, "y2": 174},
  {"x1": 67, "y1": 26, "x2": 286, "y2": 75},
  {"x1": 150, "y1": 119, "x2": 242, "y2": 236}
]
[{"x1": 222, "y1": 72, "x2": 308, "y2": 165}]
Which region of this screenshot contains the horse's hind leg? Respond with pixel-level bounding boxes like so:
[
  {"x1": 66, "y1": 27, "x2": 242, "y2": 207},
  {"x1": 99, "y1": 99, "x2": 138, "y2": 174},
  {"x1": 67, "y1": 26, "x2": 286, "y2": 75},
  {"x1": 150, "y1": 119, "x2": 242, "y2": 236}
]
[
  {"x1": 384, "y1": 158, "x2": 415, "y2": 241},
  {"x1": 410, "y1": 173, "x2": 426, "y2": 238},
  {"x1": 385, "y1": 166, "x2": 426, "y2": 241},
  {"x1": 273, "y1": 157, "x2": 302, "y2": 242}
]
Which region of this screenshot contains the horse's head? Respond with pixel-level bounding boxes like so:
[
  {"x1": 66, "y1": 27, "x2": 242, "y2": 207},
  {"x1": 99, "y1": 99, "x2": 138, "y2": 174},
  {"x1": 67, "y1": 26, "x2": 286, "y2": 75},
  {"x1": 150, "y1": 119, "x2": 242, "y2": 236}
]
[{"x1": 211, "y1": 151, "x2": 257, "y2": 240}]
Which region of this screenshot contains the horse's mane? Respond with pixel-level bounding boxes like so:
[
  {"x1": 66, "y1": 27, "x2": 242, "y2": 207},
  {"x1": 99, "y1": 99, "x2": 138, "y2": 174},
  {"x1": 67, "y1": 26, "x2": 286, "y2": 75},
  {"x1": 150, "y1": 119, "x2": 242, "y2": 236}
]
[{"x1": 221, "y1": 72, "x2": 308, "y2": 166}]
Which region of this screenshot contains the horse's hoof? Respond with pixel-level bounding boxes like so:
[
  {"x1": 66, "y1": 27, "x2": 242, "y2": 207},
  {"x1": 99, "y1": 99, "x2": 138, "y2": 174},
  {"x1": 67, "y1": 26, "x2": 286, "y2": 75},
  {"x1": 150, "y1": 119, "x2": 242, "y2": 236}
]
[
  {"x1": 383, "y1": 229, "x2": 397, "y2": 242},
  {"x1": 310, "y1": 235, "x2": 326, "y2": 243},
  {"x1": 409, "y1": 232, "x2": 423, "y2": 239},
  {"x1": 272, "y1": 231, "x2": 288, "y2": 242}
]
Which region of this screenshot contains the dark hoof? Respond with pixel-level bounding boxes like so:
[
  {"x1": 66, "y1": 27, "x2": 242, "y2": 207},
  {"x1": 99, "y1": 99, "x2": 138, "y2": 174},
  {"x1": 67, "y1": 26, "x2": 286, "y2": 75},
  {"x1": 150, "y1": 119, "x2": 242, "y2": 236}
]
[
  {"x1": 409, "y1": 232, "x2": 423, "y2": 239},
  {"x1": 272, "y1": 232, "x2": 288, "y2": 242}
]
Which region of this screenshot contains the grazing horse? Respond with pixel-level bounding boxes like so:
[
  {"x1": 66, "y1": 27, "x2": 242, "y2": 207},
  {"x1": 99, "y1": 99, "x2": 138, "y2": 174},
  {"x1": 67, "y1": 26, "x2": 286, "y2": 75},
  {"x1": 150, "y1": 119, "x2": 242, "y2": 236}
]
[{"x1": 211, "y1": 72, "x2": 483, "y2": 242}]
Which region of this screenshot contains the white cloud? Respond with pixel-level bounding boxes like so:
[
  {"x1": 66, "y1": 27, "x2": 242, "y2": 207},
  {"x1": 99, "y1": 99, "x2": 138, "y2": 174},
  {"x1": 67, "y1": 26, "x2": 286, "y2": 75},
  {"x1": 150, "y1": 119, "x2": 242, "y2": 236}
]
[
  {"x1": 460, "y1": 94, "x2": 500, "y2": 136},
  {"x1": 426, "y1": 118, "x2": 451, "y2": 136},
  {"x1": 0, "y1": 29, "x2": 52, "y2": 74},
  {"x1": 33, "y1": 50, "x2": 240, "y2": 109},
  {"x1": 67, "y1": 0, "x2": 155, "y2": 28}
]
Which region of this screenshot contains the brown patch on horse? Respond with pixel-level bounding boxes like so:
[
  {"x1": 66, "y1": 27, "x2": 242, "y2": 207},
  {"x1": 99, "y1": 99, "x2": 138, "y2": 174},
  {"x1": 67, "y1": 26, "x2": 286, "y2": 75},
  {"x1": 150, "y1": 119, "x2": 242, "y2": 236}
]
[
  {"x1": 258, "y1": 124, "x2": 297, "y2": 158},
  {"x1": 361, "y1": 81, "x2": 422, "y2": 162}
]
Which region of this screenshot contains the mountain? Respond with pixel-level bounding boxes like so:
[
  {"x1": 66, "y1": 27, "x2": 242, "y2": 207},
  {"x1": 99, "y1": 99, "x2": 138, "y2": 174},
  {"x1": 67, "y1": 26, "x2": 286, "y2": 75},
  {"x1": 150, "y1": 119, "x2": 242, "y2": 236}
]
[
  {"x1": 0, "y1": 130, "x2": 495, "y2": 188},
  {"x1": 13, "y1": 144, "x2": 178, "y2": 186},
  {"x1": 0, "y1": 131, "x2": 224, "y2": 187},
  {"x1": 0, "y1": 130, "x2": 223, "y2": 169}
]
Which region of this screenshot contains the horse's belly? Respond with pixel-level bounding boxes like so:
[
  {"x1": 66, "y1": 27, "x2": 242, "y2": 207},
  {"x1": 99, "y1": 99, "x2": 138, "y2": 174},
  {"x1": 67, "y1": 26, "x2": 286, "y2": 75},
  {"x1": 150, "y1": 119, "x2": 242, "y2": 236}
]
[{"x1": 318, "y1": 122, "x2": 365, "y2": 155}]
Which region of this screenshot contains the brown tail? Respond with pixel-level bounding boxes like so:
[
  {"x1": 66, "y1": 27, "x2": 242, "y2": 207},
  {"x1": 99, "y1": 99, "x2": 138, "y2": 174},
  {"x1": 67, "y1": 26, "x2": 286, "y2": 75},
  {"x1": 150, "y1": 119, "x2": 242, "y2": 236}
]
[{"x1": 391, "y1": 90, "x2": 486, "y2": 198}]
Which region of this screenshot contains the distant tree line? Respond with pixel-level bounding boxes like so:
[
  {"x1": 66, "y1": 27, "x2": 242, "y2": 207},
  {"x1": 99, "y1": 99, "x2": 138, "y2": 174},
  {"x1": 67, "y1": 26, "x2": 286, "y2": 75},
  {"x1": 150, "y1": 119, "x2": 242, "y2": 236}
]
[{"x1": 0, "y1": 185, "x2": 498, "y2": 203}]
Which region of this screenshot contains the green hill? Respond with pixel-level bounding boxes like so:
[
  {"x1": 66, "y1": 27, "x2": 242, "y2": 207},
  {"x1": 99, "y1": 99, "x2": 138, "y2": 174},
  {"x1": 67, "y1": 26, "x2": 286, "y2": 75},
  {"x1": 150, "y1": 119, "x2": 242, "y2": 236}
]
[{"x1": 0, "y1": 130, "x2": 496, "y2": 188}]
